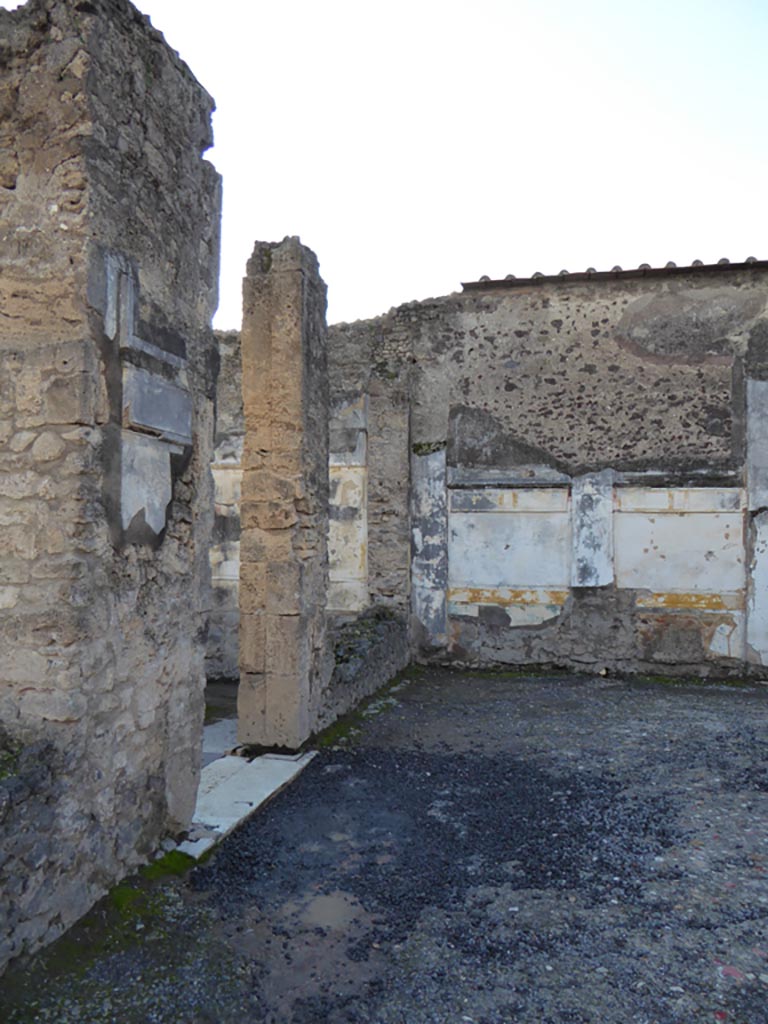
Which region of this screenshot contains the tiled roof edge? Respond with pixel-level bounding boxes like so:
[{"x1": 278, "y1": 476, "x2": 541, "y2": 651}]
[{"x1": 462, "y1": 258, "x2": 768, "y2": 291}]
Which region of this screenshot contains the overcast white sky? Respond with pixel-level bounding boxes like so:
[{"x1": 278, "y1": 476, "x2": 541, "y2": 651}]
[{"x1": 5, "y1": 0, "x2": 768, "y2": 327}]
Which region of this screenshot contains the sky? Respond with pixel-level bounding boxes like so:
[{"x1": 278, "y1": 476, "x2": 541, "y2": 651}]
[{"x1": 4, "y1": 0, "x2": 768, "y2": 327}]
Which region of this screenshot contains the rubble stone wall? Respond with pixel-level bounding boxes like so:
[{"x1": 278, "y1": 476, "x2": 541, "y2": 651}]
[
  {"x1": 0, "y1": 0, "x2": 220, "y2": 972},
  {"x1": 333, "y1": 265, "x2": 768, "y2": 676}
]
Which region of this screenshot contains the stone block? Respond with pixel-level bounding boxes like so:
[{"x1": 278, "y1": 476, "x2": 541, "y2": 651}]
[
  {"x1": 43, "y1": 373, "x2": 93, "y2": 426},
  {"x1": 240, "y1": 613, "x2": 266, "y2": 674},
  {"x1": 265, "y1": 675, "x2": 311, "y2": 750},
  {"x1": 30, "y1": 432, "x2": 66, "y2": 463},
  {"x1": 265, "y1": 615, "x2": 310, "y2": 677},
  {"x1": 241, "y1": 499, "x2": 299, "y2": 531},
  {"x1": 122, "y1": 365, "x2": 192, "y2": 446},
  {"x1": 237, "y1": 672, "x2": 267, "y2": 745},
  {"x1": 240, "y1": 569, "x2": 267, "y2": 614},
  {"x1": 266, "y1": 560, "x2": 303, "y2": 615}
]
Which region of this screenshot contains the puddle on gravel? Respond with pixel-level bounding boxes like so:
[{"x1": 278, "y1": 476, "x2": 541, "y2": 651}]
[{"x1": 221, "y1": 886, "x2": 386, "y2": 1018}]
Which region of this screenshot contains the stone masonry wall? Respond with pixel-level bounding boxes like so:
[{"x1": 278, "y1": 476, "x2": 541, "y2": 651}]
[
  {"x1": 330, "y1": 264, "x2": 768, "y2": 676},
  {"x1": 0, "y1": 0, "x2": 220, "y2": 971}
]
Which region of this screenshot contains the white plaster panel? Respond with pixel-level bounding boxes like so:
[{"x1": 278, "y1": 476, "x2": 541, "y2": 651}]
[
  {"x1": 329, "y1": 432, "x2": 367, "y2": 467},
  {"x1": 331, "y1": 393, "x2": 369, "y2": 432},
  {"x1": 616, "y1": 487, "x2": 744, "y2": 513},
  {"x1": 411, "y1": 449, "x2": 448, "y2": 639},
  {"x1": 614, "y1": 512, "x2": 745, "y2": 593},
  {"x1": 450, "y1": 488, "x2": 570, "y2": 514},
  {"x1": 747, "y1": 379, "x2": 768, "y2": 511},
  {"x1": 328, "y1": 463, "x2": 367, "y2": 612},
  {"x1": 328, "y1": 515, "x2": 367, "y2": 579},
  {"x1": 212, "y1": 465, "x2": 242, "y2": 509},
  {"x1": 330, "y1": 464, "x2": 366, "y2": 510},
  {"x1": 747, "y1": 511, "x2": 768, "y2": 664},
  {"x1": 211, "y1": 556, "x2": 240, "y2": 582},
  {"x1": 121, "y1": 431, "x2": 172, "y2": 535},
  {"x1": 448, "y1": 508, "x2": 572, "y2": 589},
  {"x1": 571, "y1": 471, "x2": 614, "y2": 587}
]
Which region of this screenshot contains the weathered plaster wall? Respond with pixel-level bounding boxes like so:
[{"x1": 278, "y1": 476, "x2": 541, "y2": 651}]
[
  {"x1": 207, "y1": 330, "x2": 242, "y2": 679},
  {"x1": 328, "y1": 394, "x2": 368, "y2": 614},
  {"x1": 331, "y1": 264, "x2": 768, "y2": 676},
  {"x1": 0, "y1": 0, "x2": 219, "y2": 971},
  {"x1": 327, "y1": 315, "x2": 412, "y2": 612}
]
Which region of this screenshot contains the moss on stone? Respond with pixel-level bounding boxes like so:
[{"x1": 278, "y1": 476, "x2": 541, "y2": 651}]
[
  {"x1": 140, "y1": 849, "x2": 196, "y2": 880},
  {"x1": 314, "y1": 664, "x2": 420, "y2": 749},
  {"x1": 109, "y1": 883, "x2": 143, "y2": 915},
  {"x1": 411, "y1": 440, "x2": 446, "y2": 456},
  {"x1": 633, "y1": 673, "x2": 755, "y2": 689},
  {"x1": 0, "y1": 740, "x2": 21, "y2": 781}
]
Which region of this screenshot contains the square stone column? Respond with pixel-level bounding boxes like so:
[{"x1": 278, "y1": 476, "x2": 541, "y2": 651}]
[{"x1": 238, "y1": 237, "x2": 330, "y2": 749}]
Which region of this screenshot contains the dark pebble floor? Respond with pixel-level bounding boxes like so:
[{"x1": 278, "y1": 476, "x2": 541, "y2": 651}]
[{"x1": 2, "y1": 668, "x2": 768, "y2": 1024}]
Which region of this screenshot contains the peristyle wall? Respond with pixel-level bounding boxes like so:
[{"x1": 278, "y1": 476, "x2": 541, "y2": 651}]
[
  {"x1": 0, "y1": 0, "x2": 220, "y2": 970},
  {"x1": 329, "y1": 262, "x2": 768, "y2": 676},
  {"x1": 211, "y1": 262, "x2": 768, "y2": 679}
]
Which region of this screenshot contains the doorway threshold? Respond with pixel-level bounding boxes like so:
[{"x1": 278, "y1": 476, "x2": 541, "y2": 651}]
[{"x1": 179, "y1": 749, "x2": 317, "y2": 859}]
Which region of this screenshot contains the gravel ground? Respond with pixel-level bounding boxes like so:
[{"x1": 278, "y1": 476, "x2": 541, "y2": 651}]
[{"x1": 1, "y1": 668, "x2": 767, "y2": 1024}]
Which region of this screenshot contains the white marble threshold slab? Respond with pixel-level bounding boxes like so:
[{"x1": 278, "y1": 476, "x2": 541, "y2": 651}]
[{"x1": 178, "y1": 751, "x2": 317, "y2": 859}]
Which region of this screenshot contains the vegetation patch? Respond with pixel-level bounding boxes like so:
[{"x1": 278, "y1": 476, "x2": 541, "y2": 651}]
[
  {"x1": 0, "y1": 738, "x2": 21, "y2": 781},
  {"x1": 313, "y1": 664, "x2": 421, "y2": 749},
  {"x1": 411, "y1": 440, "x2": 446, "y2": 456},
  {"x1": 140, "y1": 849, "x2": 196, "y2": 880},
  {"x1": 631, "y1": 672, "x2": 756, "y2": 690}
]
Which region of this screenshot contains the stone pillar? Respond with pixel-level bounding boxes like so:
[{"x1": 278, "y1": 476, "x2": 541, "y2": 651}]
[{"x1": 238, "y1": 238, "x2": 330, "y2": 749}]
